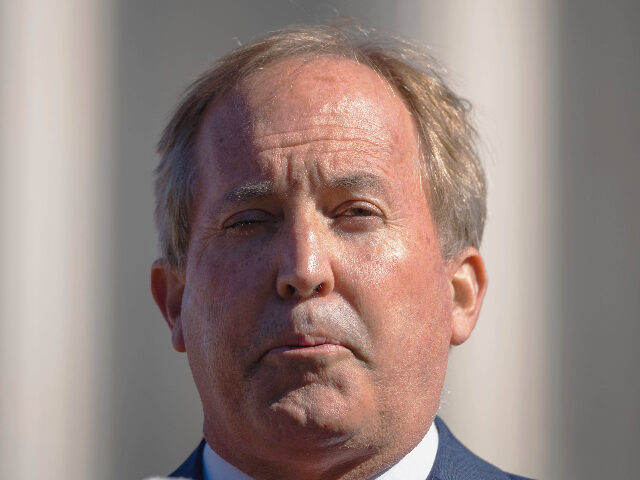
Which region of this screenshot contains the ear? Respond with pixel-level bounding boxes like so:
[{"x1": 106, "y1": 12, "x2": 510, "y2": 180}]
[
  {"x1": 448, "y1": 247, "x2": 488, "y2": 346},
  {"x1": 150, "y1": 259, "x2": 186, "y2": 352}
]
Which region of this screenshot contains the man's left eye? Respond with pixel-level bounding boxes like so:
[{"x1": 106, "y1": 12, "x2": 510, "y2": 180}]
[
  {"x1": 344, "y1": 206, "x2": 374, "y2": 216},
  {"x1": 337, "y1": 200, "x2": 381, "y2": 217},
  {"x1": 334, "y1": 202, "x2": 384, "y2": 232}
]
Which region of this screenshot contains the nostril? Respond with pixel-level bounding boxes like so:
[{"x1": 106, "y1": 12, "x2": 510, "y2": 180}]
[{"x1": 282, "y1": 282, "x2": 325, "y2": 299}]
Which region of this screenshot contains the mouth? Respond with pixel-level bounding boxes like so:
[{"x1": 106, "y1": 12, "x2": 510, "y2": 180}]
[
  {"x1": 247, "y1": 302, "x2": 370, "y2": 372},
  {"x1": 264, "y1": 334, "x2": 351, "y2": 358}
]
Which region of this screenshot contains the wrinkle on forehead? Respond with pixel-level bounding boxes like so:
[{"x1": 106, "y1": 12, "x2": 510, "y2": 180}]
[
  {"x1": 235, "y1": 56, "x2": 414, "y2": 141},
  {"x1": 194, "y1": 55, "x2": 421, "y2": 190}
]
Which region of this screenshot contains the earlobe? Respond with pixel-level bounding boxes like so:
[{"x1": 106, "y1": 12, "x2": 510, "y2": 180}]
[
  {"x1": 449, "y1": 248, "x2": 488, "y2": 346},
  {"x1": 150, "y1": 259, "x2": 186, "y2": 352}
]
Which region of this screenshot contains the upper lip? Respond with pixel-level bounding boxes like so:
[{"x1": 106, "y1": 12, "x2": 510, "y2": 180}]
[
  {"x1": 252, "y1": 330, "x2": 356, "y2": 368},
  {"x1": 247, "y1": 302, "x2": 369, "y2": 368},
  {"x1": 262, "y1": 332, "x2": 349, "y2": 356}
]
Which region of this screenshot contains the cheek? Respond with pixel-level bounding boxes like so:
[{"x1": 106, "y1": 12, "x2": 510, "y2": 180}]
[
  {"x1": 347, "y1": 228, "x2": 447, "y2": 307},
  {"x1": 181, "y1": 247, "x2": 273, "y2": 362},
  {"x1": 344, "y1": 231, "x2": 452, "y2": 363},
  {"x1": 190, "y1": 241, "x2": 274, "y2": 304},
  {"x1": 180, "y1": 265, "x2": 262, "y2": 407}
]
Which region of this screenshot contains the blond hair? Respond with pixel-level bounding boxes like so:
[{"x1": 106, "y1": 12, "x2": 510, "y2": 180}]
[{"x1": 155, "y1": 23, "x2": 486, "y2": 268}]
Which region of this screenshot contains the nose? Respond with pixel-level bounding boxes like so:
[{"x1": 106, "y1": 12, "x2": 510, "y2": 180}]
[{"x1": 275, "y1": 216, "x2": 335, "y2": 300}]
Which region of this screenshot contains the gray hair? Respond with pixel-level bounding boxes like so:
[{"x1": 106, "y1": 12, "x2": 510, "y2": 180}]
[{"x1": 155, "y1": 23, "x2": 486, "y2": 268}]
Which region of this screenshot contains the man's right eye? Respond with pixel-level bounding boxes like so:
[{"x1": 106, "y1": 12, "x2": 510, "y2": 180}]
[{"x1": 222, "y1": 210, "x2": 273, "y2": 230}]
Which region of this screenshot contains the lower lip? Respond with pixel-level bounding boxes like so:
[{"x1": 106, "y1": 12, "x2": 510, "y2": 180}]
[{"x1": 268, "y1": 344, "x2": 349, "y2": 356}]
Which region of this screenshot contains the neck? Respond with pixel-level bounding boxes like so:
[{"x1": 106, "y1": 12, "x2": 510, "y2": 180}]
[{"x1": 203, "y1": 421, "x2": 432, "y2": 480}]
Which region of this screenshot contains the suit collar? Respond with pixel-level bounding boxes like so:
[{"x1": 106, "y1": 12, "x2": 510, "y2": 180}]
[
  {"x1": 169, "y1": 438, "x2": 205, "y2": 480},
  {"x1": 429, "y1": 417, "x2": 521, "y2": 480}
]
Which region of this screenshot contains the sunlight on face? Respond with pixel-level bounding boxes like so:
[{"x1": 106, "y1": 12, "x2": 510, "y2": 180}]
[{"x1": 181, "y1": 56, "x2": 454, "y2": 477}]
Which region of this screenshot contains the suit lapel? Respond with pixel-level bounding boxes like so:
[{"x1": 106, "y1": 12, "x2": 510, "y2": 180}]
[
  {"x1": 429, "y1": 416, "x2": 517, "y2": 480},
  {"x1": 170, "y1": 438, "x2": 206, "y2": 480}
]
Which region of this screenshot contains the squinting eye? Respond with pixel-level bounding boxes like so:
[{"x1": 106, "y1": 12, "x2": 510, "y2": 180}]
[
  {"x1": 223, "y1": 210, "x2": 274, "y2": 230},
  {"x1": 226, "y1": 219, "x2": 262, "y2": 228}
]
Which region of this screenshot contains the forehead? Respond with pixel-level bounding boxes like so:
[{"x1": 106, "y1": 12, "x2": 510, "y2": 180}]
[
  {"x1": 194, "y1": 55, "x2": 420, "y2": 183},
  {"x1": 238, "y1": 55, "x2": 411, "y2": 132}
]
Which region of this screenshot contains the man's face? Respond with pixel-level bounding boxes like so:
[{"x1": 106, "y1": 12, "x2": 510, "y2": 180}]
[{"x1": 163, "y1": 56, "x2": 465, "y2": 476}]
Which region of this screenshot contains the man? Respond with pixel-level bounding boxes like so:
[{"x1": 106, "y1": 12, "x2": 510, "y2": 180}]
[{"x1": 150, "y1": 24, "x2": 532, "y2": 480}]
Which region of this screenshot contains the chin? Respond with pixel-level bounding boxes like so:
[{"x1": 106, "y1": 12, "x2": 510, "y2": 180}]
[{"x1": 255, "y1": 382, "x2": 374, "y2": 450}]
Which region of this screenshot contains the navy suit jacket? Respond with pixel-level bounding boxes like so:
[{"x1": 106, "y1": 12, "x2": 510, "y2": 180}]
[{"x1": 169, "y1": 416, "x2": 533, "y2": 480}]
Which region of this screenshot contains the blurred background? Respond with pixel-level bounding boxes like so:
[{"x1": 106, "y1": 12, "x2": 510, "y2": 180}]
[{"x1": 1, "y1": 1, "x2": 639, "y2": 479}]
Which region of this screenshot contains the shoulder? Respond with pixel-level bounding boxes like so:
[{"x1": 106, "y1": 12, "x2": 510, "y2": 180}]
[{"x1": 431, "y1": 417, "x2": 535, "y2": 480}]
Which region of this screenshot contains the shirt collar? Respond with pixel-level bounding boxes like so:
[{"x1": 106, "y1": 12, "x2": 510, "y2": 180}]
[
  {"x1": 371, "y1": 421, "x2": 439, "y2": 480},
  {"x1": 202, "y1": 421, "x2": 439, "y2": 480}
]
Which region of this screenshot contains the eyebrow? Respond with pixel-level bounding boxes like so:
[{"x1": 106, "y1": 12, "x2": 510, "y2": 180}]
[
  {"x1": 326, "y1": 173, "x2": 387, "y2": 196},
  {"x1": 222, "y1": 181, "x2": 275, "y2": 203},
  {"x1": 218, "y1": 172, "x2": 387, "y2": 210}
]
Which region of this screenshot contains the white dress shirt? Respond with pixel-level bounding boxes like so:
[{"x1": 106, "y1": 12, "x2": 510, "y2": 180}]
[{"x1": 202, "y1": 421, "x2": 439, "y2": 480}]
